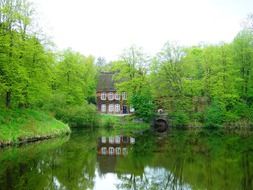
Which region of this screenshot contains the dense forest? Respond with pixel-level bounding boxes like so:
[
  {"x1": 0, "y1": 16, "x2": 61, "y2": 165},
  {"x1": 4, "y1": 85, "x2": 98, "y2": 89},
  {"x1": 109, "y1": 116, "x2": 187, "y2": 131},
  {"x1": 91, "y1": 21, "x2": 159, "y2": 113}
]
[
  {"x1": 0, "y1": 0, "x2": 98, "y2": 127},
  {"x1": 101, "y1": 18, "x2": 253, "y2": 128},
  {"x1": 0, "y1": 0, "x2": 253, "y2": 128}
]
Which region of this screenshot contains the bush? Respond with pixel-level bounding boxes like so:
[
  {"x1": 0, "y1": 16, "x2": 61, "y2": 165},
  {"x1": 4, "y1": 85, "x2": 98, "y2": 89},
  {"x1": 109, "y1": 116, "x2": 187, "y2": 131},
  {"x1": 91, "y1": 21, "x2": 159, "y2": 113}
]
[
  {"x1": 99, "y1": 115, "x2": 119, "y2": 129},
  {"x1": 224, "y1": 111, "x2": 240, "y2": 123},
  {"x1": 250, "y1": 106, "x2": 253, "y2": 122},
  {"x1": 104, "y1": 118, "x2": 115, "y2": 129},
  {"x1": 170, "y1": 111, "x2": 190, "y2": 127},
  {"x1": 43, "y1": 93, "x2": 99, "y2": 128},
  {"x1": 192, "y1": 112, "x2": 204, "y2": 123},
  {"x1": 233, "y1": 102, "x2": 253, "y2": 121},
  {"x1": 55, "y1": 103, "x2": 98, "y2": 127},
  {"x1": 204, "y1": 101, "x2": 225, "y2": 127},
  {"x1": 131, "y1": 91, "x2": 155, "y2": 122}
]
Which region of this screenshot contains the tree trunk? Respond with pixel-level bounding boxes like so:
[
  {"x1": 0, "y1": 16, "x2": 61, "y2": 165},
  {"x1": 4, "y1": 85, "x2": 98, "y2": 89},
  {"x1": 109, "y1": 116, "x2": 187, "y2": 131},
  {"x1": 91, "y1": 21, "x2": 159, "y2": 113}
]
[{"x1": 6, "y1": 91, "x2": 11, "y2": 108}]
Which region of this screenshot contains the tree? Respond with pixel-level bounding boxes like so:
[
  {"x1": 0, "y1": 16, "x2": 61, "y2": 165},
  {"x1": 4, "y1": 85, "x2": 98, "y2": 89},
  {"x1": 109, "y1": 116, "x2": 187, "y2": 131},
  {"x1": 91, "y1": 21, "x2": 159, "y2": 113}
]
[
  {"x1": 233, "y1": 30, "x2": 253, "y2": 104},
  {"x1": 111, "y1": 45, "x2": 154, "y2": 120},
  {"x1": 0, "y1": 0, "x2": 38, "y2": 108},
  {"x1": 52, "y1": 49, "x2": 96, "y2": 105}
]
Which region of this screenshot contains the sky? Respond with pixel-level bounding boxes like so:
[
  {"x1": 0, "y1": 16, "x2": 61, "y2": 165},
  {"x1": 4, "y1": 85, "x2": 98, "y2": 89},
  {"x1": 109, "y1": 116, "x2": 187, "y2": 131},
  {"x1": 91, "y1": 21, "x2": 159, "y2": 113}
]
[{"x1": 33, "y1": 0, "x2": 253, "y2": 61}]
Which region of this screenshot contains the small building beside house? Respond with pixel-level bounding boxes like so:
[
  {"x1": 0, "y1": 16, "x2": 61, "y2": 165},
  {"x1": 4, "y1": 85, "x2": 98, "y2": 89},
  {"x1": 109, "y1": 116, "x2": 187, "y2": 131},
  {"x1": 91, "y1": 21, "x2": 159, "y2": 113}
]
[{"x1": 96, "y1": 72, "x2": 129, "y2": 114}]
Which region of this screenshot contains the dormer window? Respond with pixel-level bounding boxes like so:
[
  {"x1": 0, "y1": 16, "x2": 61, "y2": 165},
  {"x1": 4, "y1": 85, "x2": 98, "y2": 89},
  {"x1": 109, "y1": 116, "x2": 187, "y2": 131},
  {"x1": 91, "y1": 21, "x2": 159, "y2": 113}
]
[
  {"x1": 108, "y1": 92, "x2": 114, "y2": 100},
  {"x1": 101, "y1": 92, "x2": 106, "y2": 100},
  {"x1": 115, "y1": 93, "x2": 120, "y2": 100},
  {"x1": 122, "y1": 92, "x2": 127, "y2": 100}
]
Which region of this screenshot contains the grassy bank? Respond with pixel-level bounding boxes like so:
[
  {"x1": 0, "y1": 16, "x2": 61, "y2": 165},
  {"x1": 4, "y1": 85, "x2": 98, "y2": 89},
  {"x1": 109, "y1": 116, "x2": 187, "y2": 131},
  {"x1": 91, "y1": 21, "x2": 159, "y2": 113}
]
[
  {"x1": 0, "y1": 109, "x2": 71, "y2": 147},
  {"x1": 98, "y1": 114, "x2": 150, "y2": 134}
]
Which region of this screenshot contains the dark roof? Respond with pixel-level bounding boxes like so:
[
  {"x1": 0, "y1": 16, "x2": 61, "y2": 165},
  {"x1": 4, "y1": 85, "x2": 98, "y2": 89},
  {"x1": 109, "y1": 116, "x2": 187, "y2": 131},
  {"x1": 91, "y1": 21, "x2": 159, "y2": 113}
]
[{"x1": 97, "y1": 72, "x2": 116, "y2": 92}]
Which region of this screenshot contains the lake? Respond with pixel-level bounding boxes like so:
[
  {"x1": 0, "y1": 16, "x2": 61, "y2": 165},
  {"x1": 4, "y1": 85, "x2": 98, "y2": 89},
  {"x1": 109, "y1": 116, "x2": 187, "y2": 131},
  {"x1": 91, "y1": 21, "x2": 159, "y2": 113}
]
[{"x1": 0, "y1": 128, "x2": 253, "y2": 190}]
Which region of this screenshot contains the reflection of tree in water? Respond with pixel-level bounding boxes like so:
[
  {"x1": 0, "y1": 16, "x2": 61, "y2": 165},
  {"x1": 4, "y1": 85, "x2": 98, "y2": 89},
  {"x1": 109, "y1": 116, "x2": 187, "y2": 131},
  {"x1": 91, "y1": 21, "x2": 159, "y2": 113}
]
[
  {"x1": 114, "y1": 131, "x2": 191, "y2": 190},
  {"x1": 1, "y1": 130, "x2": 253, "y2": 190},
  {"x1": 114, "y1": 130, "x2": 253, "y2": 190},
  {"x1": 116, "y1": 167, "x2": 191, "y2": 190},
  {"x1": 241, "y1": 151, "x2": 253, "y2": 190},
  {"x1": 0, "y1": 137, "x2": 69, "y2": 190},
  {"x1": 162, "y1": 131, "x2": 253, "y2": 190},
  {"x1": 49, "y1": 130, "x2": 97, "y2": 190},
  {"x1": 0, "y1": 129, "x2": 98, "y2": 190}
]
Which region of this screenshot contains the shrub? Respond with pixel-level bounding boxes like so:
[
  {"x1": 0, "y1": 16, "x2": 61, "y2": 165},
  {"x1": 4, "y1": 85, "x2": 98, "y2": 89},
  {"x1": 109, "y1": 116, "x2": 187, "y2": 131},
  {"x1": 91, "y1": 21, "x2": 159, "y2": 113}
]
[
  {"x1": 233, "y1": 102, "x2": 253, "y2": 121},
  {"x1": 204, "y1": 101, "x2": 225, "y2": 127},
  {"x1": 131, "y1": 91, "x2": 155, "y2": 122},
  {"x1": 43, "y1": 93, "x2": 99, "y2": 127},
  {"x1": 55, "y1": 103, "x2": 98, "y2": 127},
  {"x1": 170, "y1": 111, "x2": 190, "y2": 127},
  {"x1": 99, "y1": 115, "x2": 119, "y2": 129},
  {"x1": 104, "y1": 118, "x2": 115, "y2": 129}
]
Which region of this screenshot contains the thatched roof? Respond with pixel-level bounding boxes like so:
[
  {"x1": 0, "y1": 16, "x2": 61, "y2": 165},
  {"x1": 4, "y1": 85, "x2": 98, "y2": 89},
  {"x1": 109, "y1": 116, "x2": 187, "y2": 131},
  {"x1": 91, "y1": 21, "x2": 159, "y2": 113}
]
[{"x1": 97, "y1": 72, "x2": 116, "y2": 92}]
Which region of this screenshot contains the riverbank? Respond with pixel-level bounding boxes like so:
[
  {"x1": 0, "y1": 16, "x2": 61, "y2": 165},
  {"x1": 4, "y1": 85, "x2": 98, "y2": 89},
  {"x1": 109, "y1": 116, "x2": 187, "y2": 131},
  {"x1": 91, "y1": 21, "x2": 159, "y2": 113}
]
[
  {"x1": 0, "y1": 109, "x2": 71, "y2": 147},
  {"x1": 98, "y1": 114, "x2": 150, "y2": 133}
]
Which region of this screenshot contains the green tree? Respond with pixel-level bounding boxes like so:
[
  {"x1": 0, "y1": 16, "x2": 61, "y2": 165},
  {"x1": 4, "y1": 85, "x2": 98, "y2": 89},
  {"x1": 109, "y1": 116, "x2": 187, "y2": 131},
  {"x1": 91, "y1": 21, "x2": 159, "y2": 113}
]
[
  {"x1": 0, "y1": 0, "x2": 52, "y2": 108},
  {"x1": 150, "y1": 42, "x2": 190, "y2": 126},
  {"x1": 111, "y1": 46, "x2": 154, "y2": 120}
]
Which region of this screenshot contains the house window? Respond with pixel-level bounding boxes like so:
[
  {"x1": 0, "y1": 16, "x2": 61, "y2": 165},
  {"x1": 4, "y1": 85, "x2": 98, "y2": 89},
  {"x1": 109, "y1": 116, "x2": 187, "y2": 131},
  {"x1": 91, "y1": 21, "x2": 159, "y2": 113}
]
[
  {"x1": 115, "y1": 136, "x2": 121, "y2": 144},
  {"x1": 101, "y1": 137, "x2": 106, "y2": 143},
  {"x1": 101, "y1": 104, "x2": 106, "y2": 112},
  {"x1": 115, "y1": 93, "x2": 120, "y2": 100},
  {"x1": 122, "y1": 92, "x2": 127, "y2": 100},
  {"x1": 115, "y1": 104, "x2": 120, "y2": 113},
  {"x1": 109, "y1": 137, "x2": 114, "y2": 144},
  {"x1": 101, "y1": 92, "x2": 106, "y2": 100},
  {"x1": 109, "y1": 147, "x2": 114, "y2": 155},
  {"x1": 101, "y1": 147, "x2": 107, "y2": 155},
  {"x1": 116, "y1": 147, "x2": 121, "y2": 155},
  {"x1": 109, "y1": 104, "x2": 114, "y2": 112},
  {"x1": 108, "y1": 92, "x2": 114, "y2": 100},
  {"x1": 122, "y1": 136, "x2": 128, "y2": 143}
]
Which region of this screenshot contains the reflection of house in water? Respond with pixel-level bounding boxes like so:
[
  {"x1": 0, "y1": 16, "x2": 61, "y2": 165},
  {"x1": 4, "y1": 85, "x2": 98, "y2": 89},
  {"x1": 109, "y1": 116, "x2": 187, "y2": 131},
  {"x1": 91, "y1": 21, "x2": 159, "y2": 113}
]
[
  {"x1": 97, "y1": 135, "x2": 137, "y2": 175},
  {"x1": 97, "y1": 136, "x2": 135, "y2": 156}
]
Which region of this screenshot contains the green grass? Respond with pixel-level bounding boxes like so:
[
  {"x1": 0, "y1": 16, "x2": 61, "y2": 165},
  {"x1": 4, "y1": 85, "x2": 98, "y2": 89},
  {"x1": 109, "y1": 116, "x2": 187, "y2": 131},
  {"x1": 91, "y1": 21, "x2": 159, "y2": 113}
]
[
  {"x1": 98, "y1": 114, "x2": 150, "y2": 134},
  {"x1": 0, "y1": 108, "x2": 71, "y2": 145}
]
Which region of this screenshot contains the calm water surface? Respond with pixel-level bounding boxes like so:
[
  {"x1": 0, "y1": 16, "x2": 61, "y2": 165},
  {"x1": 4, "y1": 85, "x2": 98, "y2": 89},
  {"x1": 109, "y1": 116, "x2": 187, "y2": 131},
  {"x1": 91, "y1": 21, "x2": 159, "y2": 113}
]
[{"x1": 0, "y1": 129, "x2": 253, "y2": 190}]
